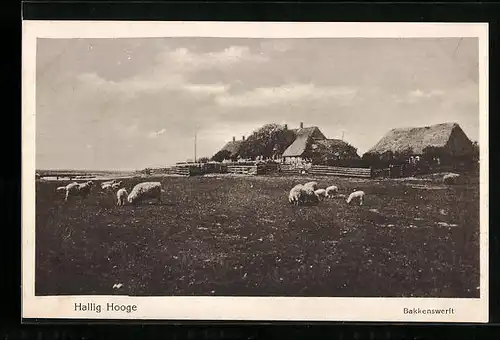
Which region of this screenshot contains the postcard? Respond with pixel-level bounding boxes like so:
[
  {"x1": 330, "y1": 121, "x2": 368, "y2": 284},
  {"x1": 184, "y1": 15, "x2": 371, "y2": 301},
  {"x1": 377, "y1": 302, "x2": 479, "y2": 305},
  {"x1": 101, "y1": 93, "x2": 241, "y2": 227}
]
[{"x1": 22, "y1": 21, "x2": 488, "y2": 322}]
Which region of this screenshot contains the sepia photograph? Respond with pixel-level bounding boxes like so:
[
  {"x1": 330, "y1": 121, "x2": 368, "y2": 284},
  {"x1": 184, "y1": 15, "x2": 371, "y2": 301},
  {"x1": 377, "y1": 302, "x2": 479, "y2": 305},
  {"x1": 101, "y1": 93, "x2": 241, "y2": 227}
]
[{"x1": 22, "y1": 21, "x2": 488, "y2": 322}]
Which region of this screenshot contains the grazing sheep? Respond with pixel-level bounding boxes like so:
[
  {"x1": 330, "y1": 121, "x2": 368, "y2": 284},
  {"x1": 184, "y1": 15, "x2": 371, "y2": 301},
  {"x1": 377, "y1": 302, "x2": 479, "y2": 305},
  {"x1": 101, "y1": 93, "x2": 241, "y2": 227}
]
[
  {"x1": 288, "y1": 184, "x2": 304, "y2": 206},
  {"x1": 111, "y1": 181, "x2": 122, "y2": 190},
  {"x1": 65, "y1": 181, "x2": 94, "y2": 202},
  {"x1": 325, "y1": 185, "x2": 339, "y2": 198},
  {"x1": 346, "y1": 190, "x2": 365, "y2": 206},
  {"x1": 127, "y1": 182, "x2": 163, "y2": 205},
  {"x1": 303, "y1": 181, "x2": 318, "y2": 191},
  {"x1": 101, "y1": 183, "x2": 113, "y2": 192},
  {"x1": 116, "y1": 188, "x2": 128, "y2": 206},
  {"x1": 301, "y1": 186, "x2": 319, "y2": 205},
  {"x1": 443, "y1": 173, "x2": 460, "y2": 184},
  {"x1": 314, "y1": 188, "x2": 327, "y2": 201},
  {"x1": 101, "y1": 179, "x2": 117, "y2": 190}
]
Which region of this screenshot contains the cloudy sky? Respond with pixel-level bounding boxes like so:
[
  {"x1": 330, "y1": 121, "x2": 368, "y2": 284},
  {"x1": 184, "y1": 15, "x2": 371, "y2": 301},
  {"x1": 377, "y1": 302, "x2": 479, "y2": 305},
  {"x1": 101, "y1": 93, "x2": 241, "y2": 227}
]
[{"x1": 36, "y1": 37, "x2": 479, "y2": 171}]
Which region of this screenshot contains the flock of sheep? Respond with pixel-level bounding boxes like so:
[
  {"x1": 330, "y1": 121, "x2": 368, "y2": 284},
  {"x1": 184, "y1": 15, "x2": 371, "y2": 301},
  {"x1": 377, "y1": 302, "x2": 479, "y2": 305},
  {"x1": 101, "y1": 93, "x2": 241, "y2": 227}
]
[
  {"x1": 288, "y1": 181, "x2": 365, "y2": 207},
  {"x1": 54, "y1": 172, "x2": 460, "y2": 208},
  {"x1": 56, "y1": 179, "x2": 165, "y2": 206},
  {"x1": 286, "y1": 172, "x2": 461, "y2": 207}
]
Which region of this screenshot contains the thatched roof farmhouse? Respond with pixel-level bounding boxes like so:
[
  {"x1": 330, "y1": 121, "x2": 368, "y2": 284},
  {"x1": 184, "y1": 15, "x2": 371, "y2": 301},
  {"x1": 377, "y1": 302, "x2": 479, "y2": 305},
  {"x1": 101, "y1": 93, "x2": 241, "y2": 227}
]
[
  {"x1": 365, "y1": 122, "x2": 476, "y2": 165},
  {"x1": 214, "y1": 122, "x2": 360, "y2": 163}
]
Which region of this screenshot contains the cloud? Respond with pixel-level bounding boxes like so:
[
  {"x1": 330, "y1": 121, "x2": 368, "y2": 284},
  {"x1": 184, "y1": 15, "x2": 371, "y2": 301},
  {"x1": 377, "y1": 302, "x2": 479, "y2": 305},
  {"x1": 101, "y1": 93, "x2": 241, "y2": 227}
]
[
  {"x1": 215, "y1": 83, "x2": 358, "y2": 108},
  {"x1": 408, "y1": 89, "x2": 445, "y2": 99},
  {"x1": 148, "y1": 128, "x2": 166, "y2": 139},
  {"x1": 75, "y1": 46, "x2": 257, "y2": 99},
  {"x1": 259, "y1": 40, "x2": 293, "y2": 53},
  {"x1": 396, "y1": 89, "x2": 445, "y2": 104},
  {"x1": 77, "y1": 71, "x2": 230, "y2": 100},
  {"x1": 161, "y1": 45, "x2": 268, "y2": 71},
  {"x1": 182, "y1": 83, "x2": 231, "y2": 95}
]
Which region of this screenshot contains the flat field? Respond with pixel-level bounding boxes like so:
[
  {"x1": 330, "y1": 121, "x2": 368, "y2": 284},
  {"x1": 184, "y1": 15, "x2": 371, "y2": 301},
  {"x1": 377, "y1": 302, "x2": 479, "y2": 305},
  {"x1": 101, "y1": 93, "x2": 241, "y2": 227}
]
[{"x1": 35, "y1": 173, "x2": 480, "y2": 297}]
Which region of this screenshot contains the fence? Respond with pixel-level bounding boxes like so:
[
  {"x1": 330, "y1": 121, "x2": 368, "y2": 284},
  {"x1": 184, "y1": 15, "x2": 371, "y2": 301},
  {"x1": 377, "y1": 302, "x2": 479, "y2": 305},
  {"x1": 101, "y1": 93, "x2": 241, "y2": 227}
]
[
  {"x1": 309, "y1": 165, "x2": 373, "y2": 178},
  {"x1": 226, "y1": 164, "x2": 266, "y2": 175},
  {"x1": 148, "y1": 161, "x2": 281, "y2": 177},
  {"x1": 278, "y1": 164, "x2": 305, "y2": 176}
]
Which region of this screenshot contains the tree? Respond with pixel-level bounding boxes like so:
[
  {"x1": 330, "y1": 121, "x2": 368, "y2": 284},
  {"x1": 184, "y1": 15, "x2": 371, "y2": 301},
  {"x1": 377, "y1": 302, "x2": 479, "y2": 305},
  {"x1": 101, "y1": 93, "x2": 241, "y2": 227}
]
[
  {"x1": 211, "y1": 150, "x2": 232, "y2": 162},
  {"x1": 238, "y1": 123, "x2": 296, "y2": 160},
  {"x1": 197, "y1": 157, "x2": 210, "y2": 163}
]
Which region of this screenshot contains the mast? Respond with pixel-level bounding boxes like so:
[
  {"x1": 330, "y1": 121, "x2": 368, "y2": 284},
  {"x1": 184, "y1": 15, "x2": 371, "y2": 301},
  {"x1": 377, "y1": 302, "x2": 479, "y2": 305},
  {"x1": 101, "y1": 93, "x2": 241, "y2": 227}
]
[{"x1": 194, "y1": 127, "x2": 197, "y2": 163}]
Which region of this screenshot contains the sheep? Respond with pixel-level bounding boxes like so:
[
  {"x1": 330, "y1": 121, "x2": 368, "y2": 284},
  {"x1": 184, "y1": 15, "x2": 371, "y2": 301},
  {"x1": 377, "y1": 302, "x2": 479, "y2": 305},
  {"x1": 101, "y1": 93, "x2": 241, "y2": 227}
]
[
  {"x1": 127, "y1": 182, "x2": 163, "y2": 205},
  {"x1": 111, "y1": 181, "x2": 122, "y2": 190},
  {"x1": 56, "y1": 181, "x2": 78, "y2": 196},
  {"x1": 65, "y1": 181, "x2": 94, "y2": 202},
  {"x1": 325, "y1": 185, "x2": 339, "y2": 198},
  {"x1": 314, "y1": 188, "x2": 327, "y2": 201},
  {"x1": 303, "y1": 181, "x2": 318, "y2": 191},
  {"x1": 116, "y1": 188, "x2": 128, "y2": 206},
  {"x1": 101, "y1": 183, "x2": 113, "y2": 192},
  {"x1": 443, "y1": 173, "x2": 460, "y2": 184},
  {"x1": 288, "y1": 184, "x2": 304, "y2": 206},
  {"x1": 101, "y1": 179, "x2": 117, "y2": 190},
  {"x1": 346, "y1": 190, "x2": 365, "y2": 206}
]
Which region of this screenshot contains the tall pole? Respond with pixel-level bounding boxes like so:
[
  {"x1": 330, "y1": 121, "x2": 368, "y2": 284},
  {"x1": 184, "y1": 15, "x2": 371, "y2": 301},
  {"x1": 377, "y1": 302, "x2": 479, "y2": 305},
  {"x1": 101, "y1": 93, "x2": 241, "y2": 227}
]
[
  {"x1": 341, "y1": 130, "x2": 345, "y2": 141},
  {"x1": 194, "y1": 127, "x2": 197, "y2": 163}
]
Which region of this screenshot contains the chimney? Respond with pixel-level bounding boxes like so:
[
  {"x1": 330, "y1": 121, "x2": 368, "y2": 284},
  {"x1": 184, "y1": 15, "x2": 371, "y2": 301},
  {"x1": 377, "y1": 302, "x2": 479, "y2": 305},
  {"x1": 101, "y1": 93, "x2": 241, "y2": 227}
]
[
  {"x1": 242, "y1": 136, "x2": 245, "y2": 141},
  {"x1": 232, "y1": 136, "x2": 235, "y2": 142},
  {"x1": 300, "y1": 122, "x2": 304, "y2": 129}
]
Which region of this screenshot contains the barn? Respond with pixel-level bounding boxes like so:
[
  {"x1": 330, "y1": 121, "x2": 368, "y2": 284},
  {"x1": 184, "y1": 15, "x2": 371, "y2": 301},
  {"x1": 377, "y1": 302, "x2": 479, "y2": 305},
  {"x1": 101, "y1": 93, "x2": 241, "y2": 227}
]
[{"x1": 364, "y1": 122, "x2": 477, "y2": 167}]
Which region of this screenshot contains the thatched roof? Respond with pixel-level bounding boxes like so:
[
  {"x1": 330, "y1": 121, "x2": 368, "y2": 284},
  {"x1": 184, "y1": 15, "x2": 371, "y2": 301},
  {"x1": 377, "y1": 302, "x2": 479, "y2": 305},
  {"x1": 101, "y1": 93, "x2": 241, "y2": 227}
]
[
  {"x1": 312, "y1": 139, "x2": 361, "y2": 160},
  {"x1": 219, "y1": 140, "x2": 243, "y2": 158},
  {"x1": 366, "y1": 122, "x2": 474, "y2": 156},
  {"x1": 282, "y1": 127, "x2": 326, "y2": 157},
  {"x1": 315, "y1": 138, "x2": 351, "y2": 150}
]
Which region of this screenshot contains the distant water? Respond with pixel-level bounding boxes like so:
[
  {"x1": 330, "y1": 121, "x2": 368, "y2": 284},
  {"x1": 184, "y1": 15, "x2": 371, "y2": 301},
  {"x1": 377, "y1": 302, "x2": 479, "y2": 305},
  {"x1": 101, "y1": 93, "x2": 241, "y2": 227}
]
[{"x1": 39, "y1": 174, "x2": 135, "y2": 182}]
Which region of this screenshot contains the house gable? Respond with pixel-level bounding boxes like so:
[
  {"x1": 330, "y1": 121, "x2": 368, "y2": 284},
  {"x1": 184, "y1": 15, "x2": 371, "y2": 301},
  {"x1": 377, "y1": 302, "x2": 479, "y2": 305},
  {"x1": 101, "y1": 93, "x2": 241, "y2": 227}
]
[
  {"x1": 282, "y1": 126, "x2": 327, "y2": 158},
  {"x1": 444, "y1": 125, "x2": 475, "y2": 157}
]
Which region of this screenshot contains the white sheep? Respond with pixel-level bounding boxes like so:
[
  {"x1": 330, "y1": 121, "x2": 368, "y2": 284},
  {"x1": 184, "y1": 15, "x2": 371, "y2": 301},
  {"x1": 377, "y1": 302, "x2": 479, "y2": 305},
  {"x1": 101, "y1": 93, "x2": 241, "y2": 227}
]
[
  {"x1": 443, "y1": 173, "x2": 460, "y2": 184},
  {"x1": 346, "y1": 190, "x2": 365, "y2": 206},
  {"x1": 65, "y1": 181, "x2": 94, "y2": 202},
  {"x1": 101, "y1": 179, "x2": 117, "y2": 190},
  {"x1": 288, "y1": 184, "x2": 304, "y2": 206},
  {"x1": 111, "y1": 181, "x2": 122, "y2": 190},
  {"x1": 101, "y1": 183, "x2": 113, "y2": 192},
  {"x1": 325, "y1": 185, "x2": 339, "y2": 198},
  {"x1": 303, "y1": 181, "x2": 318, "y2": 191},
  {"x1": 314, "y1": 188, "x2": 327, "y2": 201},
  {"x1": 127, "y1": 182, "x2": 163, "y2": 205},
  {"x1": 116, "y1": 188, "x2": 128, "y2": 206}
]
